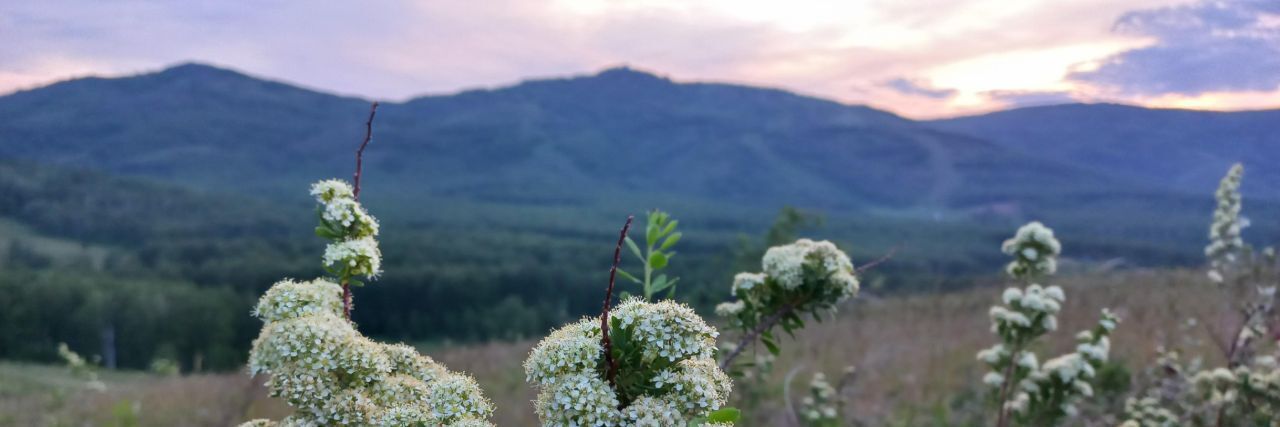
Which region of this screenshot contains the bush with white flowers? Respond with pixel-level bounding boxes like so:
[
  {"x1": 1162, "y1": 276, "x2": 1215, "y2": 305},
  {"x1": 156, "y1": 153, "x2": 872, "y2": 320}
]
[
  {"x1": 798, "y1": 372, "x2": 840, "y2": 427},
  {"x1": 241, "y1": 180, "x2": 493, "y2": 427},
  {"x1": 524, "y1": 297, "x2": 736, "y2": 426},
  {"x1": 1120, "y1": 164, "x2": 1280, "y2": 427},
  {"x1": 717, "y1": 239, "x2": 858, "y2": 368},
  {"x1": 978, "y1": 221, "x2": 1118, "y2": 427}
]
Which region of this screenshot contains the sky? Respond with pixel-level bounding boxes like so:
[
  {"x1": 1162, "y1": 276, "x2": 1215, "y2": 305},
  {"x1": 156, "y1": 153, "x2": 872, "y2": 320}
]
[{"x1": 1, "y1": 0, "x2": 1277, "y2": 119}]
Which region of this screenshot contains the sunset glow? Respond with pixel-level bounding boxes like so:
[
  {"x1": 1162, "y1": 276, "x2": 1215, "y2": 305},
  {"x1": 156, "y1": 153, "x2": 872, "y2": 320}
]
[{"x1": 2, "y1": 0, "x2": 1276, "y2": 118}]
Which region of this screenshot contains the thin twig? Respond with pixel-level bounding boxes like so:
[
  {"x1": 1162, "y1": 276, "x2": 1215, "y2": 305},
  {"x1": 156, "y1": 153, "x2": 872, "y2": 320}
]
[
  {"x1": 602, "y1": 216, "x2": 634, "y2": 388},
  {"x1": 719, "y1": 302, "x2": 794, "y2": 370},
  {"x1": 352, "y1": 102, "x2": 379, "y2": 200},
  {"x1": 343, "y1": 101, "x2": 378, "y2": 320},
  {"x1": 856, "y1": 244, "x2": 901, "y2": 274}
]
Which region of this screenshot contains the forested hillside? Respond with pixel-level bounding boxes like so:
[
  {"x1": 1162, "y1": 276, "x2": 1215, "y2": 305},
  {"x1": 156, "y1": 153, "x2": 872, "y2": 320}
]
[{"x1": 2, "y1": 64, "x2": 1278, "y2": 372}]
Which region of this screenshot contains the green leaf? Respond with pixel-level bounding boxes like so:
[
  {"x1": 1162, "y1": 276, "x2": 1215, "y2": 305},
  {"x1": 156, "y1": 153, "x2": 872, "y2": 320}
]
[
  {"x1": 761, "y1": 335, "x2": 780, "y2": 355},
  {"x1": 650, "y1": 275, "x2": 672, "y2": 294},
  {"x1": 646, "y1": 222, "x2": 660, "y2": 247},
  {"x1": 661, "y1": 219, "x2": 678, "y2": 237},
  {"x1": 617, "y1": 269, "x2": 642, "y2": 284},
  {"x1": 619, "y1": 291, "x2": 633, "y2": 300},
  {"x1": 314, "y1": 226, "x2": 340, "y2": 239},
  {"x1": 707, "y1": 407, "x2": 741, "y2": 422},
  {"x1": 659, "y1": 231, "x2": 682, "y2": 251},
  {"x1": 666, "y1": 283, "x2": 677, "y2": 299},
  {"x1": 625, "y1": 237, "x2": 645, "y2": 263},
  {"x1": 648, "y1": 252, "x2": 668, "y2": 269}
]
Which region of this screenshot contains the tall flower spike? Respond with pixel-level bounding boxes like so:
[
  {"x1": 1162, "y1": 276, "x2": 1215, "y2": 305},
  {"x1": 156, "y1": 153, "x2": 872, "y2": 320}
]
[{"x1": 1205, "y1": 163, "x2": 1245, "y2": 281}]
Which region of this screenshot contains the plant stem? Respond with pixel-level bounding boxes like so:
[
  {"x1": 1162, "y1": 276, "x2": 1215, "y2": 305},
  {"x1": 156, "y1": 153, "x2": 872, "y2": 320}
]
[
  {"x1": 352, "y1": 102, "x2": 379, "y2": 200},
  {"x1": 855, "y1": 244, "x2": 901, "y2": 274},
  {"x1": 719, "y1": 302, "x2": 795, "y2": 370},
  {"x1": 994, "y1": 344, "x2": 1022, "y2": 427},
  {"x1": 601, "y1": 216, "x2": 634, "y2": 388},
  {"x1": 643, "y1": 242, "x2": 653, "y2": 300},
  {"x1": 342, "y1": 101, "x2": 379, "y2": 320}
]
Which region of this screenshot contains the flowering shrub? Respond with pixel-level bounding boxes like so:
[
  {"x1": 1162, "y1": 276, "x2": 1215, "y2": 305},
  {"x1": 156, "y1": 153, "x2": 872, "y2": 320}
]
[
  {"x1": 241, "y1": 180, "x2": 492, "y2": 426},
  {"x1": 524, "y1": 297, "x2": 735, "y2": 426},
  {"x1": 978, "y1": 221, "x2": 1119, "y2": 427},
  {"x1": 798, "y1": 371, "x2": 839, "y2": 427},
  {"x1": 717, "y1": 239, "x2": 859, "y2": 368},
  {"x1": 1119, "y1": 163, "x2": 1280, "y2": 426}
]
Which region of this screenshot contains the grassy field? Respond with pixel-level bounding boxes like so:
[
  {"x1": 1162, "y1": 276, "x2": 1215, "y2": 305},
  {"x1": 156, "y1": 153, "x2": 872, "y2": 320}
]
[{"x1": 0, "y1": 269, "x2": 1235, "y2": 426}]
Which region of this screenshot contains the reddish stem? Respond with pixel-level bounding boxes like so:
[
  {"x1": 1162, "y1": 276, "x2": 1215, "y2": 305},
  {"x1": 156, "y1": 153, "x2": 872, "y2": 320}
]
[
  {"x1": 342, "y1": 285, "x2": 353, "y2": 320},
  {"x1": 343, "y1": 101, "x2": 378, "y2": 320},
  {"x1": 601, "y1": 215, "x2": 634, "y2": 387},
  {"x1": 352, "y1": 102, "x2": 379, "y2": 200}
]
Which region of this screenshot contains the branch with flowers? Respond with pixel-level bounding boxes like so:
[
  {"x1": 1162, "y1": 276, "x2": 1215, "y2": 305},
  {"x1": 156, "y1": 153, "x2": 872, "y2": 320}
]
[{"x1": 240, "y1": 104, "x2": 493, "y2": 426}]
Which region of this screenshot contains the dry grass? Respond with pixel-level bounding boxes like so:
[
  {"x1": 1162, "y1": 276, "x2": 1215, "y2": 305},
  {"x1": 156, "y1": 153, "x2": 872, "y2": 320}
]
[{"x1": 0, "y1": 269, "x2": 1240, "y2": 426}]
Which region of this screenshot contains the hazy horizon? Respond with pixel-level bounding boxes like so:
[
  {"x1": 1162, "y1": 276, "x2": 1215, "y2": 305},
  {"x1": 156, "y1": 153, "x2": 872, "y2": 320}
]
[{"x1": 3, "y1": 0, "x2": 1278, "y2": 119}]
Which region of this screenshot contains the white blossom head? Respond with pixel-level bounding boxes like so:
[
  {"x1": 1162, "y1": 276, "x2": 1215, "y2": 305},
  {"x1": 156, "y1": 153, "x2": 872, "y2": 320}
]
[
  {"x1": 323, "y1": 237, "x2": 382, "y2": 279},
  {"x1": 253, "y1": 278, "x2": 344, "y2": 322},
  {"x1": 246, "y1": 278, "x2": 492, "y2": 425},
  {"x1": 523, "y1": 298, "x2": 732, "y2": 425},
  {"x1": 310, "y1": 179, "x2": 355, "y2": 204},
  {"x1": 1002, "y1": 222, "x2": 1061, "y2": 280}
]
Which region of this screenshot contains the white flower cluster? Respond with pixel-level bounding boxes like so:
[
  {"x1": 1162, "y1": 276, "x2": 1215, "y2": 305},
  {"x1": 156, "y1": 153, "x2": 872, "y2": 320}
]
[
  {"x1": 523, "y1": 298, "x2": 732, "y2": 426},
  {"x1": 323, "y1": 237, "x2": 382, "y2": 278},
  {"x1": 1005, "y1": 310, "x2": 1118, "y2": 421},
  {"x1": 1118, "y1": 396, "x2": 1177, "y2": 427},
  {"x1": 1001, "y1": 221, "x2": 1061, "y2": 279},
  {"x1": 761, "y1": 239, "x2": 858, "y2": 294},
  {"x1": 799, "y1": 372, "x2": 839, "y2": 426},
  {"x1": 724, "y1": 240, "x2": 858, "y2": 325},
  {"x1": 1205, "y1": 163, "x2": 1246, "y2": 276},
  {"x1": 1190, "y1": 358, "x2": 1280, "y2": 415},
  {"x1": 243, "y1": 278, "x2": 493, "y2": 426},
  {"x1": 311, "y1": 179, "x2": 382, "y2": 280},
  {"x1": 985, "y1": 284, "x2": 1065, "y2": 345}
]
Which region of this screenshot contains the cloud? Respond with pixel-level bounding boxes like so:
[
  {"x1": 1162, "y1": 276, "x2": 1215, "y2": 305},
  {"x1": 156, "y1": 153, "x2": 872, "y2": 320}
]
[
  {"x1": 883, "y1": 78, "x2": 956, "y2": 99},
  {"x1": 9, "y1": 0, "x2": 1274, "y2": 118},
  {"x1": 983, "y1": 90, "x2": 1078, "y2": 107},
  {"x1": 1069, "y1": 0, "x2": 1280, "y2": 96}
]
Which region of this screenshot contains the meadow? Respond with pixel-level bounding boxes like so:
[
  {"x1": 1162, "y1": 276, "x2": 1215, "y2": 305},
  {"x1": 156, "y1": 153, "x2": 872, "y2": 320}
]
[{"x1": 0, "y1": 269, "x2": 1232, "y2": 426}]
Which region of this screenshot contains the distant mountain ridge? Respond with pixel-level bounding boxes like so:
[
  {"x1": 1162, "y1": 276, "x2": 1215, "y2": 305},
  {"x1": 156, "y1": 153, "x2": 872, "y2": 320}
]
[
  {"x1": 1, "y1": 62, "x2": 1277, "y2": 266},
  {"x1": 929, "y1": 103, "x2": 1280, "y2": 199},
  {"x1": 0, "y1": 63, "x2": 1125, "y2": 211}
]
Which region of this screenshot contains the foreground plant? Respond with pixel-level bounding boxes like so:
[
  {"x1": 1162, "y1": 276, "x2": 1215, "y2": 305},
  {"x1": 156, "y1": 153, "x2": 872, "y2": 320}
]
[
  {"x1": 241, "y1": 105, "x2": 493, "y2": 426},
  {"x1": 523, "y1": 216, "x2": 738, "y2": 426},
  {"x1": 977, "y1": 221, "x2": 1119, "y2": 427},
  {"x1": 716, "y1": 238, "x2": 859, "y2": 371},
  {"x1": 1121, "y1": 163, "x2": 1280, "y2": 426}
]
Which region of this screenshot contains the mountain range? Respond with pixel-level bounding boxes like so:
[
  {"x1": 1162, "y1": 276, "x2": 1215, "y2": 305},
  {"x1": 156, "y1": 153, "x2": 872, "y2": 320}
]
[{"x1": 1, "y1": 62, "x2": 1277, "y2": 269}]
